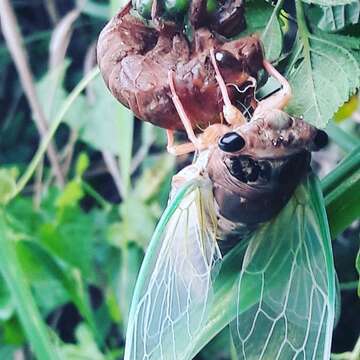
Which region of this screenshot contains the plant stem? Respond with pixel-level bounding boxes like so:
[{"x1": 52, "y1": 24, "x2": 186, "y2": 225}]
[
  {"x1": 322, "y1": 145, "x2": 360, "y2": 238},
  {"x1": 322, "y1": 145, "x2": 360, "y2": 195},
  {"x1": 340, "y1": 281, "x2": 358, "y2": 291},
  {"x1": 13, "y1": 67, "x2": 100, "y2": 199},
  {"x1": 326, "y1": 121, "x2": 359, "y2": 153},
  {"x1": 325, "y1": 169, "x2": 360, "y2": 239},
  {"x1": 0, "y1": 0, "x2": 64, "y2": 187},
  {"x1": 82, "y1": 181, "x2": 111, "y2": 210},
  {"x1": 102, "y1": 151, "x2": 125, "y2": 199},
  {"x1": 0, "y1": 210, "x2": 61, "y2": 360}
]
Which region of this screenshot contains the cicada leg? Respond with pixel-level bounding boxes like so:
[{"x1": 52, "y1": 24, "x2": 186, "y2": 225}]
[
  {"x1": 168, "y1": 70, "x2": 202, "y2": 151},
  {"x1": 166, "y1": 129, "x2": 196, "y2": 156},
  {"x1": 253, "y1": 60, "x2": 292, "y2": 117},
  {"x1": 209, "y1": 48, "x2": 246, "y2": 126}
]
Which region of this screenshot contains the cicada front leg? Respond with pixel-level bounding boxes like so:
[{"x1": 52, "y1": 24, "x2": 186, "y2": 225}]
[
  {"x1": 166, "y1": 129, "x2": 197, "y2": 156},
  {"x1": 209, "y1": 48, "x2": 247, "y2": 126}
]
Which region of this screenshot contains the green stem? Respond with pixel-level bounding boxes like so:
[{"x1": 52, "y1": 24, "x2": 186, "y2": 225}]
[
  {"x1": 340, "y1": 281, "x2": 358, "y2": 291},
  {"x1": 326, "y1": 121, "x2": 359, "y2": 153},
  {"x1": 325, "y1": 168, "x2": 360, "y2": 239},
  {"x1": 323, "y1": 145, "x2": 360, "y2": 238},
  {"x1": 322, "y1": 145, "x2": 360, "y2": 196},
  {"x1": 13, "y1": 67, "x2": 100, "y2": 199},
  {"x1": 0, "y1": 210, "x2": 61, "y2": 360},
  {"x1": 82, "y1": 181, "x2": 112, "y2": 210}
]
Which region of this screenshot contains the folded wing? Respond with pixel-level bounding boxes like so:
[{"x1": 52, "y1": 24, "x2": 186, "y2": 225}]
[
  {"x1": 231, "y1": 175, "x2": 336, "y2": 359},
  {"x1": 125, "y1": 178, "x2": 221, "y2": 360}
]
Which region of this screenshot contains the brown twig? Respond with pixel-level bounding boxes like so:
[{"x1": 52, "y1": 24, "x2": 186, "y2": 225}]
[
  {"x1": 102, "y1": 151, "x2": 125, "y2": 199},
  {"x1": 0, "y1": 0, "x2": 65, "y2": 187},
  {"x1": 62, "y1": 129, "x2": 78, "y2": 178}
]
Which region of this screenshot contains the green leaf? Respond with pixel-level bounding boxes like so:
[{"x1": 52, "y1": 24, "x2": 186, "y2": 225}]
[
  {"x1": 287, "y1": 32, "x2": 360, "y2": 127},
  {"x1": 36, "y1": 62, "x2": 67, "y2": 120},
  {"x1": 0, "y1": 210, "x2": 61, "y2": 360},
  {"x1": 317, "y1": 2, "x2": 360, "y2": 31},
  {"x1": 324, "y1": 162, "x2": 360, "y2": 238},
  {"x1": 0, "y1": 345, "x2": 17, "y2": 359},
  {"x1": 117, "y1": 196, "x2": 157, "y2": 249},
  {"x1": 111, "y1": 0, "x2": 129, "y2": 16},
  {"x1": 75, "y1": 152, "x2": 90, "y2": 178},
  {"x1": 79, "y1": 0, "x2": 110, "y2": 19},
  {"x1": 2, "y1": 317, "x2": 25, "y2": 346},
  {"x1": 0, "y1": 169, "x2": 17, "y2": 205},
  {"x1": 242, "y1": 0, "x2": 274, "y2": 35},
  {"x1": 38, "y1": 209, "x2": 93, "y2": 277},
  {"x1": 261, "y1": 0, "x2": 284, "y2": 62},
  {"x1": 133, "y1": 154, "x2": 174, "y2": 202},
  {"x1": 37, "y1": 64, "x2": 128, "y2": 157},
  {"x1": 0, "y1": 276, "x2": 13, "y2": 321},
  {"x1": 56, "y1": 180, "x2": 84, "y2": 208},
  {"x1": 334, "y1": 95, "x2": 359, "y2": 122},
  {"x1": 14, "y1": 68, "x2": 100, "y2": 198},
  {"x1": 77, "y1": 78, "x2": 122, "y2": 154}
]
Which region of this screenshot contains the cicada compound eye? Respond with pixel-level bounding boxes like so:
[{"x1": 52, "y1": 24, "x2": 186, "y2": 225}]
[
  {"x1": 219, "y1": 132, "x2": 246, "y2": 153},
  {"x1": 313, "y1": 130, "x2": 328, "y2": 150}
]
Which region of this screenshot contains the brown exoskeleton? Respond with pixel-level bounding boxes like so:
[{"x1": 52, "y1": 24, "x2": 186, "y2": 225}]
[{"x1": 97, "y1": 1, "x2": 264, "y2": 153}]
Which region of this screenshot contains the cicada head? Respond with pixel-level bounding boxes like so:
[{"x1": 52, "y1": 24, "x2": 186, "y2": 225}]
[{"x1": 207, "y1": 109, "x2": 328, "y2": 224}]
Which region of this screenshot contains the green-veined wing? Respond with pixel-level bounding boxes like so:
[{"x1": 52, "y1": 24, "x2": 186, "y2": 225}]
[
  {"x1": 124, "y1": 177, "x2": 221, "y2": 360},
  {"x1": 231, "y1": 175, "x2": 336, "y2": 360}
]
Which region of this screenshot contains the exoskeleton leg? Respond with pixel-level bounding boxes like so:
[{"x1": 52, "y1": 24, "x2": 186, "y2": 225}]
[
  {"x1": 253, "y1": 60, "x2": 292, "y2": 117},
  {"x1": 209, "y1": 48, "x2": 246, "y2": 126},
  {"x1": 166, "y1": 129, "x2": 196, "y2": 156},
  {"x1": 168, "y1": 70, "x2": 202, "y2": 150}
]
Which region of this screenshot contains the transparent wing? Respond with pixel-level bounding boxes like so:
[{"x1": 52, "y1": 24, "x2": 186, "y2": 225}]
[
  {"x1": 231, "y1": 175, "x2": 336, "y2": 360},
  {"x1": 124, "y1": 178, "x2": 221, "y2": 360}
]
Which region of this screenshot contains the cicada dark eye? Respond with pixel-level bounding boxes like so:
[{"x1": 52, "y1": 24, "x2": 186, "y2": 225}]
[
  {"x1": 219, "y1": 132, "x2": 245, "y2": 152},
  {"x1": 313, "y1": 130, "x2": 328, "y2": 150},
  {"x1": 215, "y1": 50, "x2": 240, "y2": 69}
]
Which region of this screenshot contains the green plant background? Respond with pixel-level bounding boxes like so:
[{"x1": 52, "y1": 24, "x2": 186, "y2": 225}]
[{"x1": 0, "y1": 0, "x2": 359, "y2": 359}]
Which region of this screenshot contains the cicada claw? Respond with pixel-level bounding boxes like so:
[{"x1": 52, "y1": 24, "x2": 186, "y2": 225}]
[{"x1": 209, "y1": 48, "x2": 246, "y2": 126}]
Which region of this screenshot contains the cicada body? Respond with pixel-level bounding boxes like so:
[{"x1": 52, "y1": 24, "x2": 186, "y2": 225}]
[{"x1": 124, "y1": 110, "x2": 336, "y2": 359}]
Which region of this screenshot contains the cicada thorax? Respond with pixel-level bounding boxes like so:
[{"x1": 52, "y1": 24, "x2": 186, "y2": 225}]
[{"x1": 207, "y1": 110, "x2": 328, "y2": 225}]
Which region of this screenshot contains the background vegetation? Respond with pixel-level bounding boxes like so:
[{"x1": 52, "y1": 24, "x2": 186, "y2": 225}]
[{"x1": 0, "y1": 0, "x2": 359, "y2": 359}]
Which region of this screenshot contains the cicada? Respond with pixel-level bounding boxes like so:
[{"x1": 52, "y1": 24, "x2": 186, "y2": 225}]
[{"x1": 123, "y1": 57, "x2": 336, "y2": 359}]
